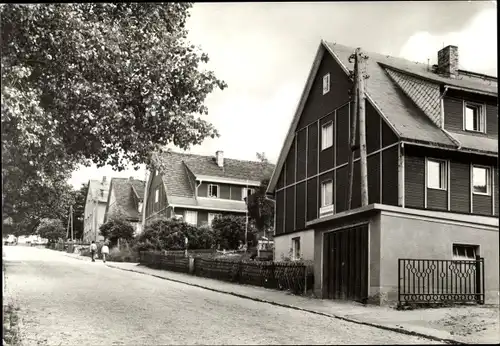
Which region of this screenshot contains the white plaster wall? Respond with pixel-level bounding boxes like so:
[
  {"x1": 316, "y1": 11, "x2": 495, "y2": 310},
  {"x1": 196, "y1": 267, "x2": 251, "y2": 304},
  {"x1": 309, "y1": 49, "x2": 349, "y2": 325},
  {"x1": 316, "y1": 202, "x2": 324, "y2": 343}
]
[{"x1": 274, "y1": 230, "x2": 315, "y2": 261}]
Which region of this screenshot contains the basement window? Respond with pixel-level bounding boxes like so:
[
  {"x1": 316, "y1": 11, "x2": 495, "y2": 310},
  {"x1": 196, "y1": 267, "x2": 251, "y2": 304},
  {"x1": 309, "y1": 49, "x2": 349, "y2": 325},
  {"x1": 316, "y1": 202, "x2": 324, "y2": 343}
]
[
  {"x1": 464, "y1": 102, "x2": 485, "y2": 133},
  {"x1": 292, "y1": 237, "x2": 301, "y2": 260},
  {"x1": 321, "y1": 121, "x2": 333, "y2": 150},
  {"x1": 208, "y1": 184, "x2": 219, "y2": 198},
  {"x1": 427, "y1": 159, "x2": 447, "y2": 190},
  {"x1": 472, "y1": 166, "x2": 490, "y2": 195},
  {"x1": 323, "y1": 73, "x2": 330, "y2": 95},
  {"x1": 452, "y1": 244, "x2": 477, "y2": 260}
]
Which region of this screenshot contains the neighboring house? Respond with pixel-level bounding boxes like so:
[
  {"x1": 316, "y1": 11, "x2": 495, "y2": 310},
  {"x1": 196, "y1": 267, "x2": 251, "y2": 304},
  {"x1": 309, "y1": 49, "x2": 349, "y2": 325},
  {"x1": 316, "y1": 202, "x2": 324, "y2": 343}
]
[
  {"x1": 267, "y1": 41, "x2": 498, "y2": 305},
  {"x1": 144, "y1": 150, "x2": 275, "y2": 234},
  {"x1": 83, "y1": 177, "x2": 110, "y2": 243},
  {"x1": 104, "y1": 177, "x2": 146, "y2": 236}
]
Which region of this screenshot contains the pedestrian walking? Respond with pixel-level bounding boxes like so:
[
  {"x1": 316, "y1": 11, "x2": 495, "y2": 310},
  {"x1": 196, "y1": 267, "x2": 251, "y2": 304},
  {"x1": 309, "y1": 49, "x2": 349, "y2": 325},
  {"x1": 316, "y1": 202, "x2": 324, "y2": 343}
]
[
  {"x1": 101, "y1": 243, "x2": 109, "y2": 263},
  {"x1": 90, "y1": 241, "x2": 97, "y2": 262}
]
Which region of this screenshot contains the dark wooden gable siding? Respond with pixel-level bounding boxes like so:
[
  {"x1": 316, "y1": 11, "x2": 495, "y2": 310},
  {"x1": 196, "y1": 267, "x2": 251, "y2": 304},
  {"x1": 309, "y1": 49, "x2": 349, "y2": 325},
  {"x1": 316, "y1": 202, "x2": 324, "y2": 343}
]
[
  {"x1": 404, "y1": 144, "x2": 496, "y2": 216},
  {"x1": 494, "y1": 166, "x2": 499, "y2": 216},
  {"x1": 443, "y1": 90, "x2": 498, "y2": 137},
  {"x1": 273, "y1": 50, "x2": 401, "y2": 236},
  {"x1": 146, "y1": 170, "x2": 167, "y2": 219}
]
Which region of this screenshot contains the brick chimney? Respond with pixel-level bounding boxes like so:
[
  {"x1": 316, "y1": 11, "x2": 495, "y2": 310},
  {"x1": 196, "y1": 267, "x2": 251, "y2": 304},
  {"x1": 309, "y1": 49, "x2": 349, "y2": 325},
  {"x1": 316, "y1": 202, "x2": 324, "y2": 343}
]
[
  {"x1": 437, "y1": 45, "x2": 459, "y2": 78},
  {"x1": 215, "y1": 150, "x2": 224, "y2": 168}
]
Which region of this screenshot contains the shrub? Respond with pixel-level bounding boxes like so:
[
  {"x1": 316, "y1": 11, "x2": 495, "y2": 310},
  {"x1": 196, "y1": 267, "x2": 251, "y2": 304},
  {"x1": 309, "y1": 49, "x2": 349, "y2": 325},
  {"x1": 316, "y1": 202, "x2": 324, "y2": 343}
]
[
  {"x1": 136, "y1": 218, "x2": 215, "y2": 252},
  {"x1": 99, "y1": 218, "x2": 135, "y2": 247},
  {"x1": 107, "y1": 245, "x2": 138, "y2": 263},
  {"x1": 36, "y1": 219, "x2": 66, "y2": 242},
  {"x1": 212, "y1": 215, "x2": 258, "y2": 250}
]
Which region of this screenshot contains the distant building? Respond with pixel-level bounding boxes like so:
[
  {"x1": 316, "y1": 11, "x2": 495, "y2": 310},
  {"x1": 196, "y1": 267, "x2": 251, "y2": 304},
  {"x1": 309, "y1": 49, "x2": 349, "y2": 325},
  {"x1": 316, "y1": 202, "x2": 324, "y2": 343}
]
[
  {"x1": 83, "y1": 177, "x2": 110, "y2": 243},
  {"x1": 104, "y1": 177, "x2": 146, "y2": 236}
]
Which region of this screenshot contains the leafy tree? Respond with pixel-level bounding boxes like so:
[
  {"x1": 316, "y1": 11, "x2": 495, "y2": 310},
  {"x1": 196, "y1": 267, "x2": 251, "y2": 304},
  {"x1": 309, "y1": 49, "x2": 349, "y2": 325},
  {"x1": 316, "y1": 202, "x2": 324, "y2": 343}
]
[
  {"x1": 211, "y1": 215, "x2": 257, "y2": 250},
  {"x1": 2, "y1": 3, "x2": 224, "y2": 231},
  {"x1": 36, "y1": 218, "x2": 66, "y2": 242},
  {"x1": 70, "y1": 184, "x2": 87, "y2": 240},
  {"x1": 99, "y1": 218, "x2": 135, "y2": 247}
]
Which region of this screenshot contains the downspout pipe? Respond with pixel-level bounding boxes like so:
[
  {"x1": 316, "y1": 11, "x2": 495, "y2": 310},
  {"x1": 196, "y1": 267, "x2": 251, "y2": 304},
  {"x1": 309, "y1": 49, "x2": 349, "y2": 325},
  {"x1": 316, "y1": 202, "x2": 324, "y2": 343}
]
[
  {"x1": 440, "y1": 86, "x2": 462, "y2": 150},
  {"x1": 195, "y1": 179, "x2": 203, "y2": 199}
]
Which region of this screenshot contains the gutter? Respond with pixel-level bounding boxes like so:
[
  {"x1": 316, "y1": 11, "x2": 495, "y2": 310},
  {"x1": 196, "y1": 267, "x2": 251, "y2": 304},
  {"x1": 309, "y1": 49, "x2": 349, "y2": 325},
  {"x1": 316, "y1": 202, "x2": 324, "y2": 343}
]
[
  {"x1": 440, "y1": 86, "x2": 462, "y2": 150},
  {"x1": 195, "y1": 180, "x2": 203, "y2": 199}
]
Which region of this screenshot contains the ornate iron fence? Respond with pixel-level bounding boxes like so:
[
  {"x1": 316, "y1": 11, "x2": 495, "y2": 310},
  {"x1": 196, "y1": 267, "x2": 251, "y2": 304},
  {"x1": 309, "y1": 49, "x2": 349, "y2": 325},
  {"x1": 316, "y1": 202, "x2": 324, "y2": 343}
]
[{"x1": 398, "y1": 257, "x2": 485, "y2": 305}]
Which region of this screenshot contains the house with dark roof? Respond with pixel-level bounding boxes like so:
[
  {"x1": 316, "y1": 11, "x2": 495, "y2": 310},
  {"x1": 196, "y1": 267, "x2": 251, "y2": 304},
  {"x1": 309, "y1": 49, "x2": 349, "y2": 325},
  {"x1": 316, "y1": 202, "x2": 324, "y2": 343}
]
[
  {"x1": 266, "y1": 41, "x2": 498, "y2": 305},
  {"x1": 83, "y1": 177, "x2": 110, "y2": 243},
  {"x1": 104, "y1": 177, "x2": 146, "y2": 235},
  {"x1": 144, "y1": 150, "x2": 275, "y2": 231}
]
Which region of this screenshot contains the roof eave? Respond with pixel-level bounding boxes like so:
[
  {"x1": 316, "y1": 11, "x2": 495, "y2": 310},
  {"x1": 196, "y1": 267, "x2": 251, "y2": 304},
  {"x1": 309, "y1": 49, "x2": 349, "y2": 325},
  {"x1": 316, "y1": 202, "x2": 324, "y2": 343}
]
[{"x1": 401, "y1": 138, "x2": 498, "y2": 157}]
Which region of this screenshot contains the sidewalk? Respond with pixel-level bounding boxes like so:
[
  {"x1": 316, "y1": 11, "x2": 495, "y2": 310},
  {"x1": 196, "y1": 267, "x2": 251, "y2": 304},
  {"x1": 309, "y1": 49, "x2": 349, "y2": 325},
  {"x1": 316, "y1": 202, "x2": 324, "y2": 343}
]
[{"x1": 104, "y1": 261, "x2": 498, "y2": 345}]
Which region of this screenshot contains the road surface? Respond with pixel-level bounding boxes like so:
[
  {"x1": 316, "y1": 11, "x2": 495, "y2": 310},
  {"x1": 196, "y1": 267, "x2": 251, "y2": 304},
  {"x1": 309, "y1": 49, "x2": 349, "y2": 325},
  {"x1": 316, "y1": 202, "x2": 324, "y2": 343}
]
[{"x1": 3, "y1": 246, "x2": 440, "y2": 345}]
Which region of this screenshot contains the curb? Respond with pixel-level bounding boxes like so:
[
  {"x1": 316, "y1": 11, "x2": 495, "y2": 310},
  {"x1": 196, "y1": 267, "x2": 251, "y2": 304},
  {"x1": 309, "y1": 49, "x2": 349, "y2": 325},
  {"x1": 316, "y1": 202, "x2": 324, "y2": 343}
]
[{"x1": 106, "y1": 264, "x2": 463, "y2": 345}]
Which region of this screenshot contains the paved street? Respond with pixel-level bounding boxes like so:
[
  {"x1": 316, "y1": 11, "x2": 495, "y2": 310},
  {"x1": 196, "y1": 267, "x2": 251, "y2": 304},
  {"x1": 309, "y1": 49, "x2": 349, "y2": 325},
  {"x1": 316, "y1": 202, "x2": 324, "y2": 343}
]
[{"x1": 3, "y1": 246, "x2": 439, "y2": 345}]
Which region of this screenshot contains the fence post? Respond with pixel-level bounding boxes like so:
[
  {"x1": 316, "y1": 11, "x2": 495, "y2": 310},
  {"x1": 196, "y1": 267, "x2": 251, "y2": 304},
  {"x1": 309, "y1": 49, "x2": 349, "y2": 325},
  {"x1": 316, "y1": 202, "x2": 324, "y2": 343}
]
[
  {"x1": 398, "y1": 259, "x2": 401, "y2": 305},
  {"x1": 475, "y1": 255, "x2": 482, "y2": 304}
]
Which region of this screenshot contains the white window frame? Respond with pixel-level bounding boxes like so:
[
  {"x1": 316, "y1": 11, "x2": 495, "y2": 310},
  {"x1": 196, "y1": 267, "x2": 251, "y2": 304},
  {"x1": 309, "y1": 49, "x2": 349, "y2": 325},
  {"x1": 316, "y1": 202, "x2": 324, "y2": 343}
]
[
  {"x1": 472, "y1": 165, "x2": 491, "y2": 196},
  {"x1": 426, "y1": 158, "x2": 447, "y2": 190},
  {"x1": 322, "y1": 73, "x2": 330, "y2": 95},
  {"x1": 208, "y1": 213, "x2": 221, "y2": 227},
  {"x1": 321, "y1": 180, "x2": 333, "y2": 207},
  {"x1": 463, "y1": 101, "x2": 486, "y2": 133},
  {"x1": 184, "y1": 210, "x2": 198, "y2": 226},
  {"x1": 292, "y1": 237, "x2": 301, "y2": 260},
  {"x1": 155, "y1": 188, "x2": 159, "y2": 203},
  {"x1": 241, "y1": 187, "x2": 255, "y2": 201},
  {"x1": 321, "y1": 121, "x2": 333, "y2": 150},
  {"x1": 208, "y1": 184, "x2": 219, "y2": 198}
]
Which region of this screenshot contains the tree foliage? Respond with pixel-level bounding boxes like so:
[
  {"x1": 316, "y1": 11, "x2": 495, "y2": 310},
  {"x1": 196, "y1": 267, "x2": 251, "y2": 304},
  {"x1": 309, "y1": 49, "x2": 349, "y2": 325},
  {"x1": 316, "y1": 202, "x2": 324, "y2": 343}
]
[
  {"x1": 211, "y1": 215, "x2": 257, "y2": 250},
  {"x1": 36, "y1": 218, "x2": 66, "y2": 242},
  {"x1": 246, "y1": 178, "x2": 275, "y2": 236},
  {"x1": 137, "y1": 218, "x2": 215, "y2": 251},
  {"x1": 1, "y1": 3, "x2": 224, "y2": 231},
  {"x1": 70, "y1": 184, "x2": 87, "y2": 240},
  {"x1": 99, "y1": 218, "x2": 135, "y2": 247}
]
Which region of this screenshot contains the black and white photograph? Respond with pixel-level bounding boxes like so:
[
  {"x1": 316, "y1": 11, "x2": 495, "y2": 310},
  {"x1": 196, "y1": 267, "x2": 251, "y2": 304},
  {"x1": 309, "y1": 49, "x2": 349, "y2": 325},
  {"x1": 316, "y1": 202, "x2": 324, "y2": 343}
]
[{"x1": 2, "y1": 2, "x2": 498, "y2": 345}]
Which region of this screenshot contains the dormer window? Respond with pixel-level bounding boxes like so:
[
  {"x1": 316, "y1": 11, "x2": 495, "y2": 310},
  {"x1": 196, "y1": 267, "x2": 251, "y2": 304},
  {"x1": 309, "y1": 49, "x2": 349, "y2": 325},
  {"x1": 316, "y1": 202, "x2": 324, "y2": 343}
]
[
  {"x1": 322, "y1": 73, "x2": 330, "y2": 95},
  {"x1": 464, "y1": 102, "x2": 485, "y2": 133},
  {"x1": 208, "y1": 184, "x2": 219, "y2": 198}
]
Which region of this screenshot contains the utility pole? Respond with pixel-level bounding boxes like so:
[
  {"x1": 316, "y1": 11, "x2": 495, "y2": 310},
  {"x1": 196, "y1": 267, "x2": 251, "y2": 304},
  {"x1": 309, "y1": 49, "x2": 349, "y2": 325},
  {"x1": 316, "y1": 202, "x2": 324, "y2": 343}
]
[
  {"x1": 245, "y1": 180, "x2": 249, "y2": 251},
  {"x1": 70, "y1": 204, "x2": 74, "y2": 241},
  {"x1": 346, "y1": 48, "x2": 369, "y2": 209}
]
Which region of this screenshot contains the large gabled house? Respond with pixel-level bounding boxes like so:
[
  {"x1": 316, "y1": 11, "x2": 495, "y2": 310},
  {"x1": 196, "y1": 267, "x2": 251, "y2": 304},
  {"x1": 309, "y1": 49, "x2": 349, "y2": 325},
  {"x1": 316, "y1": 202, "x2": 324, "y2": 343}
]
[
  {"x1": 144, "y1": 150, "x2": 275, "y2": 232},
  {"x1": 83, "y1": 177, "x2": 110, "y2": 243},
  {"x1": 104, "y1": 177, "x2": 146, "y2": 236},
  {"x1": 267, "y1": 41, "x2": 498, "y2": 305}
]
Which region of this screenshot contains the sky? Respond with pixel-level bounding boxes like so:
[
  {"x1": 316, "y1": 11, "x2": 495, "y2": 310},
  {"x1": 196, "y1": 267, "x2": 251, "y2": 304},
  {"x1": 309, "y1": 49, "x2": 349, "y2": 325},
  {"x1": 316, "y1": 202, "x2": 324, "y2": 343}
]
[{"x1": 68, "y1": 1, "x2": 497, "y2": 189}]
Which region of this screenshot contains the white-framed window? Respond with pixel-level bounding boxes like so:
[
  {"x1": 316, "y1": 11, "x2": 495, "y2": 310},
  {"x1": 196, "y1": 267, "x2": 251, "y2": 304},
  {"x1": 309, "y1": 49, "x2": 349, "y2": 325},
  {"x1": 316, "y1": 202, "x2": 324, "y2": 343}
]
[
  {"x1": 184, "y1": 210, "x2": 198, "y2": 226},
  {"x1": 208, "y1": 184, "x2": 219, "y2": 198},
  {"x1": 427, "y1": 159, "x2": 447, "y2": 190},
  {"x1": 472, "y1": 166, "x2": 490, "y2": 195},
  {"x1": 155, "y1": 188, "x2": 159, "y2": 203},
  {"x1": 464, "y1": 102, "x2": 485, "y2": 133},
  {"x1": 321, "y1": 180, "x2": 333, "y2": 207},
  {"x1": 292, "y1": 237, "x2": 301, "y2": 260},
  {"x1": 321, "y1": 121, "x2": 333, "y2": 150},
  {"x1": 452, "y1": 244, "x2": 477, "y2": 260},
  {"x1": 322, "y1": 73, "x2": 330, "y2": 95},
  {"x1": 242, "y1": 188, "x2": 255, "y2": 201},
  {"x1": 208, "y1": 213, "x2": 221, "y2": 227}
]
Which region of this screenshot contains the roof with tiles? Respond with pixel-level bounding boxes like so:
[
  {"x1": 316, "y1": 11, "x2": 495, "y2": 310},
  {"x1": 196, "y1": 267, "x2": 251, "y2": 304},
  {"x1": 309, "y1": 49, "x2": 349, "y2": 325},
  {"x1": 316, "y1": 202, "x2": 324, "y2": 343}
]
[
  {"x1": 324, "y1": 41, "x2": 497, "y2": 154},
  {"x1": 105, "y1": 178, "x2": 145, "y2": 222},
  {"x1": 152, "y1": 150, "x2": 275, "y2": 199}
]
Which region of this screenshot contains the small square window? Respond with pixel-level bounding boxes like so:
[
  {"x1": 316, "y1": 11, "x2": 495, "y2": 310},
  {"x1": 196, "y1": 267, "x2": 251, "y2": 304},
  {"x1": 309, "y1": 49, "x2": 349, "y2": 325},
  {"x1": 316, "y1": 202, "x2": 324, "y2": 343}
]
[
  {"x1": 321, "y1": 180, "x2": 333, "y2": 207},
  {"x1": 208, "y1": 184, "x2": 219, "y2": 198},
  {"x1": 323, "y1": 73, "x2": 330, "y2": 95},
  {"x1": 427, "y1": 159, "x2": 447, "y2": 190},
  {"x1": 472, "y1": 166, "x2": 490, "y2": 195},
  {"x1": 321, "y1": 122, "x2": 333, "y2": 150},
  {"x1": 452, "y1": 244, "x2": 477, "y2": 260},
  {"x1": 464, "y1": 102, "x2": 485, "y2": 133}
]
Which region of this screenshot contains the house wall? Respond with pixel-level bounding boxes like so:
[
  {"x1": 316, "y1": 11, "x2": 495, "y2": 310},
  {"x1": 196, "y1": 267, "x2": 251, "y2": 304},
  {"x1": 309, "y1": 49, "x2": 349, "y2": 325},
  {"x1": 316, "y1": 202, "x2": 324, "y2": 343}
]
[
  {"x1": 273, "y1": 52, "x2": 400, "y2": 237},
  {"x1": 273, "y1": 229, "x2": 315, "y2": 261},
  {"x1": 198, "y1": 182, "x2": 252, "y2": 201},
  {"x1": 145, "y1": 169, "x2": 168, "y2": 221},
  {"x1": 377, "y1": 210, "x2": 499, "y2": 305},
  {"x1": 443, "y1": 92, "x2": 498, "y2": 137},
  {"x1": 172, "y1": 207, "x2": 243, "y2": 229},
  {"x1": 404, "y1": 145, "x2": 498, "y2": 216}
]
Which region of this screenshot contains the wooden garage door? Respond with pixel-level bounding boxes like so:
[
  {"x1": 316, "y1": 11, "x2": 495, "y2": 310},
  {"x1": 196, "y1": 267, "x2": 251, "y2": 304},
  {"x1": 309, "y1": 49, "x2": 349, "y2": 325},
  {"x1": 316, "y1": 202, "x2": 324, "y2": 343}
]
[{"x1": 323, "y1": 224, "x2": 368, "y2": 302}]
